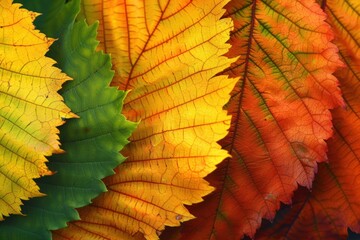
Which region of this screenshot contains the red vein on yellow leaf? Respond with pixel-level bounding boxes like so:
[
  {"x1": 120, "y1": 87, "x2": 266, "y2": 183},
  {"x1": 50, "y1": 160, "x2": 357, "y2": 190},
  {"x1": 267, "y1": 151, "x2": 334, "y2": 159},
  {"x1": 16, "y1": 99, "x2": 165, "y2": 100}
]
[
  {"x1": 109, "y1": 180, "x2": 209, "y2": 191},
  {"x1": 106, "y1": 188, "x2": 188, "y2": 215},
  {"x1": 70, "y1": 221, "x2": 143, "y2": 240},
  {"x1": 85, "y1": 205, "x2": 156, "y2": 228},
  {"x1": 71, "y1": 222, "x2": 112, "y2": 240},
  {"x1": 160, "y1": 0, "x2": 192, "y2": 20},
  {"x1": 123, "y1": 0, "x2": 170, "y2": 91},
  {"x1": 139, "y1": 87, "x2": 231, "y2": 121},
  {"x1": 128, "y1": 28, "x2": 232, "y2": 82},
  {"x1": 124, "y1": 67, "x2": 216, "y2": 105},
  {"x1": 123, "y1": 0, "x2": 132, "y2": 69},
  {"x1": 145, "y1": 2, "x2": 218, "y2": 52},
  {"x1": 143, "y1": 1, "x2": 150, "y2": 35},
  {"x1": 122, "y1": 155, "x2": 222, "y2": 164},
  {"x1": 131, "y1": 121, "x2": 229, "y2": 143}
]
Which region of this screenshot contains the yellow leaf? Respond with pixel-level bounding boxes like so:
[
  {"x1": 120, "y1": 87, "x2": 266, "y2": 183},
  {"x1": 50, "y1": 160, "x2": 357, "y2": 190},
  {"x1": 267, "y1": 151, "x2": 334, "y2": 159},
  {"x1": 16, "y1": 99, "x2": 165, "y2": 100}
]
[
  {"x1": 0, "y1": 0, "x2": 74, "y2": 220},
  {"x1": 53, "y1": 0, "x2": 236, "y2": 239}
]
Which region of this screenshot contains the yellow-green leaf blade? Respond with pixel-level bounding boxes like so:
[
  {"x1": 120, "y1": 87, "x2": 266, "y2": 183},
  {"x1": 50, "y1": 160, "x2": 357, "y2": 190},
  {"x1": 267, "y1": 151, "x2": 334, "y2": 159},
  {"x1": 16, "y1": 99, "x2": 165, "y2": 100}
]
[{"x1": 0, "y1": 0, "x2": 73, "y2": 220}]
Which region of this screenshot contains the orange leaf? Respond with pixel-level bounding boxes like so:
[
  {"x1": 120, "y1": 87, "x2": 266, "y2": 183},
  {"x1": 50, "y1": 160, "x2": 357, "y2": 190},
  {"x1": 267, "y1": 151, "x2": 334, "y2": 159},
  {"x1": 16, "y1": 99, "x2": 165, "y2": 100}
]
[
  {"x1": 162, "y1": 0, "x2": 343, "y2": 239},
  {"x1": 252, "y1": 0, "x2": 360, "y2": 239},
  {"x1": 53, "y1": 0, "x2": 236, "y2": 239}
]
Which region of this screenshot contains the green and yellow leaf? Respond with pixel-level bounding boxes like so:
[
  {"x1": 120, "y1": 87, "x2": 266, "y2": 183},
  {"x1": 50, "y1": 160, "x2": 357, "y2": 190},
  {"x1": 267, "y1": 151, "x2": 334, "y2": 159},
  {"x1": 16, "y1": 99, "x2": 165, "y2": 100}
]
[
  {"x1": 0, "y1": 0, "x2": 73, "y2": 220},
  {"x1": 0, "y1": 0, "x2": 136, "y2": 238},
  {"x1": 53, "y1": 0, "x2": 237, "y2": 239}
]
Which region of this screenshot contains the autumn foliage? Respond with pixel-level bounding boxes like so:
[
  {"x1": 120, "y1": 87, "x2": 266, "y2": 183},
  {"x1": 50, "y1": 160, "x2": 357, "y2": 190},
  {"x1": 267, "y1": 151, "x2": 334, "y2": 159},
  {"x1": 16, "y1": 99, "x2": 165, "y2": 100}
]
[{"x1": 0, "y1": 0, "x2": 359, "y2": 239}]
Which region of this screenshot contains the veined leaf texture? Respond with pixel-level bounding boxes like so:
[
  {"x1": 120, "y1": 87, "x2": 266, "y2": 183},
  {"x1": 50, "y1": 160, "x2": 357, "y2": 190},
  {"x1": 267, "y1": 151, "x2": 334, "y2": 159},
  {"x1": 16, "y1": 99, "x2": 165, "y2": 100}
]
[
  {"x1": 1, "y1": 0, "x2": 360, "y2": 239},
  {"x1": 54, "y1": 0, "x2": 237, "y2": 239},
  {"x1": 0, "y1": 0, "x2": 74, "y2": 220},
  {"x1": 253, "y1": 0, "x2": 360, "y2": 239},
  {"x1": 162, "y1": 0, "x2": 345, "y2": 239},
  {"x1": 0, "y1": 0, "x2": 136, "y2": 238}
]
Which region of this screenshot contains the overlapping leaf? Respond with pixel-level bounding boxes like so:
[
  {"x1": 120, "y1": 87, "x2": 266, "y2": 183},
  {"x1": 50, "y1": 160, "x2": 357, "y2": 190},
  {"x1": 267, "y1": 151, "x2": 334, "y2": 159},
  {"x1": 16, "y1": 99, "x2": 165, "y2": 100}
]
[
  {"x1": 162, "y1": 0, "x2": 344, "y2": 239},
  {"x1": 53, "y1": 0, "x2": 237, "y2": 239},
  {"x1": 0, "y1": 0, "x2": 74, "y2": 220},
  {"x1": 251, "y1": 0, "x2": 360, "y2": 239},
  {"x1": 0, "y1": 0, "x2": 136, "y2": 238}
]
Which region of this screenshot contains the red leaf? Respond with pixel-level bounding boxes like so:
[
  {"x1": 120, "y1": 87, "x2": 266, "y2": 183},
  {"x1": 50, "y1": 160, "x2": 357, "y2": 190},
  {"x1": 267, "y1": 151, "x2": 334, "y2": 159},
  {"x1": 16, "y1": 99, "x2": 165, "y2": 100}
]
[{"x1": 252, "y1": 0, "x2": 360, "y2": 238}]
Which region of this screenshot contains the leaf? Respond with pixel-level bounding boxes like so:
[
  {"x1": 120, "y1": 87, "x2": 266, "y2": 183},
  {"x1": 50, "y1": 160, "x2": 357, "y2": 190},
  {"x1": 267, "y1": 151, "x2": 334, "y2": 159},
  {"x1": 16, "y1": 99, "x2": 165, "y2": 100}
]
[
  {"x1": 250, "y1": 0, "x2": 360, "y2": 239},
  {"x1": 0, "y1": 0, "x2": 136, "y2": 238},
  {"x1": 253, "y1": 186, "x2": 349, "y2": 240},
  {"x1": 53, "y1": 0, "x2": 237, "y2": 239},
  {"x1": 162, "y1": 0, "x2": 344, "y2": 239},
  {"x1": 0, "y1": 0, "x2": 74, "y2": 220}
]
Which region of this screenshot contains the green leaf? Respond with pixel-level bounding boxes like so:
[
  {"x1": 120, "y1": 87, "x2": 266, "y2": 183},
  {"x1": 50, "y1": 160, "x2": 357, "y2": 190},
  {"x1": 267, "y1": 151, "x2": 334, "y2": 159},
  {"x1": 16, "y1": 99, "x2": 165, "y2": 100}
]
[
  {"x1": 20, "y1": 0, "x2": 79, "y2": 38},
  {"x1": 0, "y1": 0, "x2": 136, "y2": 239}
]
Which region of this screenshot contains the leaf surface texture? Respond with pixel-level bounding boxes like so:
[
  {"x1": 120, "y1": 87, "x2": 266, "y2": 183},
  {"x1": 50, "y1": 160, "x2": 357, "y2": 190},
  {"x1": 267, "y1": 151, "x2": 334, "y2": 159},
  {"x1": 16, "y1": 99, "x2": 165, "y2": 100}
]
[
  {"x1": 0, "y1": 0, "x2": 136, "y2": 238},
  {"x1": 252, "y1": 0, "x2": 360, "y2": 239},
  {"x1": 54, "y1": 0, "x2": 237, "y2": 239},
  {"x1": 0, "y1": 0, "x2": 73, "y2": 220},
  {"x1": 162, "y1": 0, "x2": 344, "y2": 239}
]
